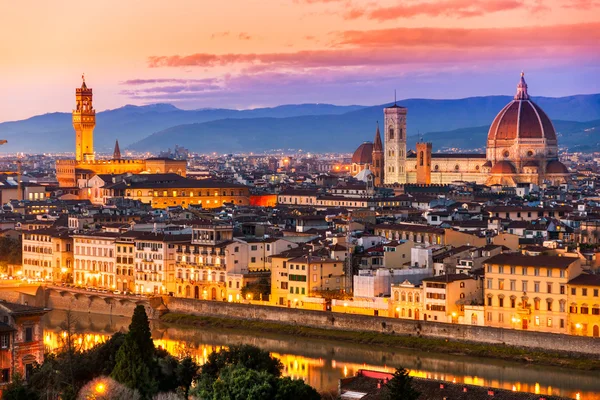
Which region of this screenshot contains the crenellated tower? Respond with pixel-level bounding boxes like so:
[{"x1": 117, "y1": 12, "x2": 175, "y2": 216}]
[
  {"x1": 372, "y1": 122, "x2": 384, "y2": 186},
  {"x1": 73, "y1": 75, "x2": 95, "y2": 162},
  {"x1": 383, "y1": 102, "x2": 407, "y2": 184}
]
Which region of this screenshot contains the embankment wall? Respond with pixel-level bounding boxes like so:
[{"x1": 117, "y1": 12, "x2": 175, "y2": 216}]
[{"x1": 162, "y1": 296, "x2": 600, "y2": 356}]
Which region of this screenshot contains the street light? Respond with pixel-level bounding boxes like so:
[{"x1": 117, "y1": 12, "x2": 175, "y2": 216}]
[{"x1": 95, "y1": 382, "x2": 106, "y2": 394}]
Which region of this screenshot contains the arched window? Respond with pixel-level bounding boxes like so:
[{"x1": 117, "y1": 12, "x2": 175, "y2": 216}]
[
  {"x1": 460, "y1": 282, "x2": 465, "y2": 288},
  {"x1": 137, "y1": 190, "x2": 142, "y2": 197},
  {"x1": 394, "y1": 291, "x2": 399, "y2": 301},
  {"x1": 408, "y1": 293, "x2": 413, "y2": 303},
  {"x1": 401, "y1": 292, "x2": 406, "y2": 302},
  {"x1": 419, "y1": 151, "x2": 424, "y2": 166},
  {"x1": 389, "y1": 128, "x2": 394, "y2": 140},
  {"x1": 471, "y1": 313, "x2": 478, "y2": 325}
]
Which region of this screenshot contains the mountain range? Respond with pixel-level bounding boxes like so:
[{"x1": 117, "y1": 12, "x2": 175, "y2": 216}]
[{"x1": 1, "y1": 93, "x2": 599, "y2": 154}]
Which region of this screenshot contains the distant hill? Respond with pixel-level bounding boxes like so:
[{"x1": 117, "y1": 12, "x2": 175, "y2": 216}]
[
  {"x1": 129, "y1": 94, "x2": 600, "y2": 153},
  {"x1": 406, "y1": 119, "x2": 600, "y2": 151},
  {"x1": 0, "y1": 103, "x2": 364, "y2": 153},
  {"x1": 2, "y1": 93, "x2": 600, "y2": 153}
]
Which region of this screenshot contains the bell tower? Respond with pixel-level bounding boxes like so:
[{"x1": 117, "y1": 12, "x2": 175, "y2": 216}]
[
  {"x1": 73, "y1": 74, "x2": 95, "y2": 162},
  {"x1": 383, "y1": 98, "x2": 407, "y2": 184},
  {"x1": 372, "y1": 122, "x2": 384, "y2": 187}
]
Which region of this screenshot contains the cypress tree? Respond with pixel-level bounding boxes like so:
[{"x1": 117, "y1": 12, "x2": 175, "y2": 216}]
[
  {"x1": 128, "y1": 305, "x2": 155, "y2": 364},
  {"x1": 110, "y1": 335, "x2": 155, "y2": 399}
]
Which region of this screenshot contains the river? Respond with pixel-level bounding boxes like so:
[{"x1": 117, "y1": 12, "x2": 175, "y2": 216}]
[{"x1": 42, "y1": 310, "x2": 599, "y2": 399}]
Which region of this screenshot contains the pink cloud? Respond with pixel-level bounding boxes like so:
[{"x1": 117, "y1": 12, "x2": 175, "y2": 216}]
[
  {"x1": 238, "y1": 32, "x2": 252, "y2": 40},
  {"x1": 345, "y1": 0, "x2": 527, "y2": 20},
  {"x1": 147, "y1": 23, "x2": 600, "y2": 71},
  {"x1": 121, "y1": 78, "x2": 218, "y2": 85}
]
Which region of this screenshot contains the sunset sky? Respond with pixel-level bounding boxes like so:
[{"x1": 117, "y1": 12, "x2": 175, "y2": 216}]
[{"x1": 1, "y1": 0, "x2": 599, "y2": 121}]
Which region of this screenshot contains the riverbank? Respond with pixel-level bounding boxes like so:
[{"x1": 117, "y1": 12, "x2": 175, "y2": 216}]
[{"x1": 161, "y1": 312, "x2": 600, "y2": 372}]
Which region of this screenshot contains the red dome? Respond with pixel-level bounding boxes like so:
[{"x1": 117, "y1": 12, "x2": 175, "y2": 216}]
[
  {"x1": 491, "y1": 161, "x2": 516, "y2": 174},
  {"x1": 487, "y1": 74, "x2": 556, "y2": 143},
  {"x1": 546, "y1": 160, "x2": 569, "y2": 174},
  {"x1": 352, "y1": 142, "x2": 373, "y2": 164}
]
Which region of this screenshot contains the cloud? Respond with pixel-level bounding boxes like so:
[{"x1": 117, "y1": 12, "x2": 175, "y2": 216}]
[
  {"x1": 345, "y1": 0, "x2": 527, "y2": 20},
  {"x1": 238, "y1": 32, "x2": 252, "y2": 40},
  {"x1": 121, "y1": 78, "x2": 218, "y2": 85},
  {"x1": 146, "y1": 23, "x2": 600, "y2": 71},
  {"x1": 211, "y1": 32, "x2": 230, "y2": 39},
  {"x1": 562, "y1": 0, "x2": 600, "y2": 8}
]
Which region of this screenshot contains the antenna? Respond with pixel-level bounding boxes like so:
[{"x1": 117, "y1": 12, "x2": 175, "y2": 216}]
[{"x1": 394, "y1": 90, "x2": 397, "y2": 105}]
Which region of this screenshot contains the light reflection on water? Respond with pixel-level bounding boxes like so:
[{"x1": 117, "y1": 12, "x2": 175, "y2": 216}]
[{"x1": 42, "y1": 311, "x2": 599, "y2": 400}]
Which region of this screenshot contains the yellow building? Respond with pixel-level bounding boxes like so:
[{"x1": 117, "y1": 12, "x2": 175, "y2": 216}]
[
  {"x1": 483, "y1": 254, "x2": 582, "y2": 334},
  {"x1": 22, "y1": 229, "x2": 73, "y2": 282},
  {"x1": 103, "y1": 174, "x2": 250, "y2": 209},
  {"x1": 115, "y1": 237, "x2": 135, "y2": 293},
  {"x1": 567, "y1": 273, "x2": 600, "y2": 337},
  {"x1": 422, "y1": 274, "x2": 480, "y2": 323},
  {"x1": 56, "y1": 77, "x2": 186, "y2": 188},
  {"x1": 390, "y1": 280, "x2": 423, "y2": 320}
]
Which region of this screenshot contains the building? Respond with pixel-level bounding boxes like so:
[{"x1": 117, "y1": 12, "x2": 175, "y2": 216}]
[
  {"x1": 167, "y1": 222, "x2": 249, "y2": 300},
  {"x1": 56, "y1": 77, "x2": 186, "y2": 188},
  {"x1": 483, "y1": 254, "x2": 582, "y2": 333},
  {"x1": 103, "y1": 173, "x2": 250, "y2": 209},
  {"x1": 354, "y1": 73, "x2": 570, "y2": 187},
  {"x1": 390, "y1": 280, "x2": 423, "y2": 319},
  {"x1": 0, "y1": 302, "x2": 48, "y2": 387},
  {"x1": 22, "y1": 229, "x2": 73, "y2": 282},
  {"x1": 349, "y1": 124, "x2": 385, "y2": 186},
  {"x1": 72, "y1": 232, "x2": 119, "y2": 288},
  {"x1": 566, "y1": 273, "x2": 600, "y2": 337},
  {"x1": 422, "y1": 274, "x2": 480, "y2": 323}
]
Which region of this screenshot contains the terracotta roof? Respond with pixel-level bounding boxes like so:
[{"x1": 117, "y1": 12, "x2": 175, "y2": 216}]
[
  {"x1": 568, "y1": 273, "x2": 600, "y2": 287},
  {"x1": 484, "y1": 254, "x2": 578, "y2": 269},
  {"x1": 491, "y1": 161, "x2": 516, "y2": 174},
  {"x1": 352, "y1": 142, "x2": 373, "y2": 165},
  {"x1": 546, "y1": 160, "x2": 569, "y2": 174}
]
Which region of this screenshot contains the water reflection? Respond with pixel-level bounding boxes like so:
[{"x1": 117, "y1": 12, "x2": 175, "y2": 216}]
[{"x1": 42, "y1": 310, "x2": 599, "y2": 399}]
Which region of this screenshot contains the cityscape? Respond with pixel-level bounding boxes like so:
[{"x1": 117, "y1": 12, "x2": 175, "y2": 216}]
[{"x1": 0, "y1": 1, "x2": 600, "y2": 399}]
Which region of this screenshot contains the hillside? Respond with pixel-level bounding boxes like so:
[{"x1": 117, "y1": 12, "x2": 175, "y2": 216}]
[
  {"x1": 129, "y1": 94, "x2": 600, "y2": 153},
  {"x1": 2, "y1": 93, "x2": 600, "y2": 153},
  {"x1": 0, "y1": 103, "x2": 363, "y2": 153}
]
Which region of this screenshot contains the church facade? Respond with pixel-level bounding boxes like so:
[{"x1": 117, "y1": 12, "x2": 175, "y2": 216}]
[
  {"x1": 353, "y1": 73, "x2": 569, "y2": 187},
  {"x1": 56, "y1": 77, "x2": 186, "y2": 188}
]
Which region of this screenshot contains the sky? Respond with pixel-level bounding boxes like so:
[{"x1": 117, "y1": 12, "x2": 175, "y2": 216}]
[{"x1": 1, "y1": 0, "x2": 599, "y2": 122}]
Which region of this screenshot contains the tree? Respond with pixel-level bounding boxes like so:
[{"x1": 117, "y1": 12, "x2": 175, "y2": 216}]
[
  {"x1": 128, "y1": 305, "x2": 155, "y2": 364},
  {"x1": 200, "y1": 344, "x2": 282, "y2": 384},
  {"x1": 274, "y1": 376, "x2": 320, "y2": 400},
  {"x1": 2, "y1": 373, "x2": 39, "y2": 400},
  {"x1": 110, "y1": 335, "x2": 156, "y2": 399},
  {"x1": 383, "y1": 367, "x2": 421, "y2": 400},
  {"x1": 175, "y1": 356, "x2": 198, "y2": 398},
  {"x1": 241, "y1": 278, "x2": 271, "y2": 301},
  {"x1": 211, "y1": 365, "x2": 276, "y2": 400}
]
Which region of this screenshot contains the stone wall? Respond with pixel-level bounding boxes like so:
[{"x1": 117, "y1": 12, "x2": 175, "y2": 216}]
[{"x1": 163, "y1": 296, "x2": 600, "y2": 356}]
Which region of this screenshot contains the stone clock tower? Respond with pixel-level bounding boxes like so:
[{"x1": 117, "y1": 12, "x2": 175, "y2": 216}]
[
  {"x1": 383, "y1": 103, "x2": 407, "y2": 184},
  {"x1": 73, "y1": 75, "x2": 95, "y2": 161}
]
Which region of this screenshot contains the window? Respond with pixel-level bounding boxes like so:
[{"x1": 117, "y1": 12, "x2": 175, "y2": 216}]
[
  {"x1": 487, "y1": 297, "x2": 492, "y2": 306},
  {"x1": 571, "y1": 288, "x2": 576, "y2": 295},
  {"x1": 560, "y1": 319, "x2": 565, "y2": 328},
  {"x1": 547, "y1": 300, "x2": 553, "y2": 311},
  {"x1": 560, "y1": 301, "x2": 566, "y2": 313},
  {"x1": 547, "y1": 318, "x2": 552, "y2": 327},
  {"x1": 534, "y1": 268, "x2": 540, "y2": 276},
  {"x1": 547, "y1": 283, "x2": 552, "y2": 294},
  {"x1": 594, "y1": 289, "x2": 599, "y2": 297},
  {"x1": 583, "y1": 288, "x2": 588, "y2": 296},
  {"x1": 522, "y1": 281, "x2": 528, "y2": 292},
  {"x1": 534, "y1": 298, "x2": 540, "y2": 310},
  {"x1": 581, "y1": 305, "x2": 589, "y2": 314},
  {"x1": 251, "y1": 245, "x2": 258, "y2": 251},
  {"x1": 522, "y1": 267, "x2": 527, "y2": 276},
  {"x1": 1, "y1": 368, "x2": 9, "y2": 383},
  {"x1": 250, "y1": 257, "x2": 256, "y2": 263},
  {"x1": 510, "y1": 266, "x2": 516, "y2": 274},
  {"x1": 486, "y1": 312, "x2": 492, "y2": 322},
  {"x1": 560, "y1": 285, "x2": 565, "y2": 295},
  {"x1": 534, "y1": 282, "x2": 540, "y2": 293},
  {"x1": 547, "y1": 269, "x2": 552, "y2": 277},
  {"x1": 499, "y1": 265, "x2": 504, "y2": 274},
  {"x1": 499, "y1": 280, "x2": 504, "y2": 290},
  {"x1": 510, "y1": 280, "x2": 516, "y2": 291},
  {"x1": 535, "y1": 316, "x2": 540, "y2": 326},
  {"x1": 25, "y1": 327, "x2": 33, "y2": 342},
  {"x1": 510, "y1": 298, "x2": 516, "y2": 308},
  {"x1": 487, "y1": 265, "x2": 492, "y2": 273},
  {"x1": 487, "y1": 279, "x2": 493, "y2": 290},
  {"x1": 0, "y1": 334, "x2": 8, "y2": 349},
  {"x1": 499, "y1": 297, "x2": 504, "y2": 307}
]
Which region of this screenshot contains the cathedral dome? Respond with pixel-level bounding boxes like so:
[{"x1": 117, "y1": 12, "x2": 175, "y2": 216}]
[
  {"x1": 487, "y1": 73, "x2": 556, "y2": 143},
  {"x1": 352, "y1": 142, "x2": 373, "y2": 164},
  {"x1": 491, "y1": 161, "x2": 516, "y2": 174},
  {"x1": 546, "y1": 160, "x2": 569, "y2": 174}
]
